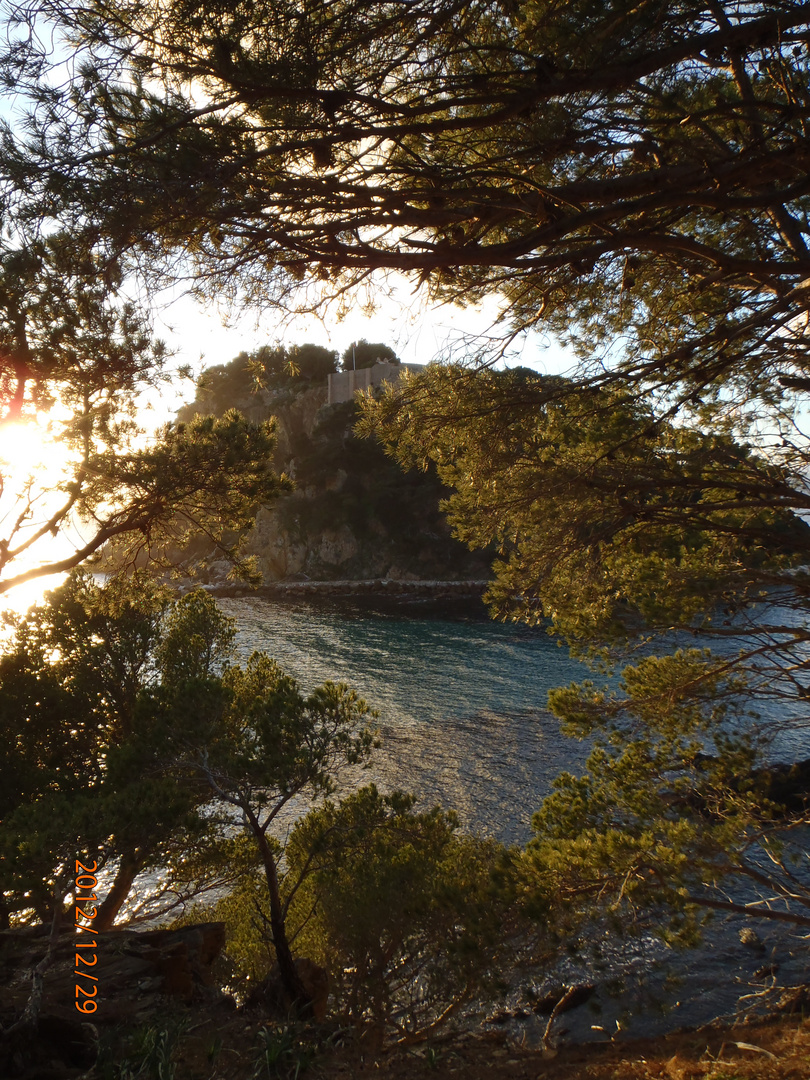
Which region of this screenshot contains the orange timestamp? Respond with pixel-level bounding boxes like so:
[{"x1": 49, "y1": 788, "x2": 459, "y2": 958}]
[{"x1": 74, "y1": 859, "x2": 99, "y2": 1014}]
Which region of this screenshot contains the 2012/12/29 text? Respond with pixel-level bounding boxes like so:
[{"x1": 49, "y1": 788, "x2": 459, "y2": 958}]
[{"x1": 74, "y1": 859, "x2": 98, "y2": 1014}]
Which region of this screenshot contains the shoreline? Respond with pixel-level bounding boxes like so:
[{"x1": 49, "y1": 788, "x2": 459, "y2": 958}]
[{"x1": 195, "y1": 578, "x2": 492, "y2": 600}]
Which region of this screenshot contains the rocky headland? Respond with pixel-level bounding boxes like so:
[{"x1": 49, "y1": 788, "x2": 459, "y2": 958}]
[{"x1": 175, "y1": 358, "x2": 492, "y2": 587}]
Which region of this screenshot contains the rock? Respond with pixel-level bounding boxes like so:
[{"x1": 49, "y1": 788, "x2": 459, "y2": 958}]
[
  {"x1": 326, "y1": 468, "x2": 347, "y2": 492},
  {"x1": 0, "y1": 921, "x2": 228, "y2": 1028},
  {"x1": 147, "y1": 922, "x2": 227, "y2": 969},
  {"x1": 756, "y1": 758, "x2": 810, "y2": 814},
  {"x1": 36, "y1": 1015, "x2": 98, "y2": 1068},
  {"x1": 204, "y1": 559, "x2": 232, "y2": 584},
  {"x1": 318, "y1": 526, "x2": 358, "y2": 566},
  {"x1": 0, "y1": 922, "x2": 227, "y2": 1078},
  {"x1": 178, "y1": 383, "x2": 492, "y2": 584},
  {"x1": 531, "y1": 984, "x2": 596, "y2": 1015},
  {"x1": 243, "y1": 957, "x2": 329, "y2": 1022},
  {"x1": 739, "y1": 927, "x2": 765, "y2": 950},
  {"x1": 139, "y1": 941, "x2": 194, "y2": 999},
  {"x1": 0, "y1": 1015, "x2": 98, "y2": 1078}
]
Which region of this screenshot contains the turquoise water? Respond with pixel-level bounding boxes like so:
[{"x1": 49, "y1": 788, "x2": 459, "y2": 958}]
[
  {"x1": 215, "y1": 593, "x2": 810, "y2": 1039},
  {"x1": 169, "y1": 592, "x2": 809, "y2": 1039},
  {"x1": 217, "y1": 594, "x2": 592, "y2": 843}
]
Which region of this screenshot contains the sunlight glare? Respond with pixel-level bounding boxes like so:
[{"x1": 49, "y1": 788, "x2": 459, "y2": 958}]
[
  {"x1": 0, "y1": 571, "x2": 66, "y2": 622},
  {"x1": 0, "y1": 417, "x2": 75, "y2": 619},
  {"x1": 0, "y1": 417, "x2": 62, "y2": 477}
]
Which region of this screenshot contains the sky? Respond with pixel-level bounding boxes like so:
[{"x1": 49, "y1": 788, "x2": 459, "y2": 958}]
[
  {"x1": 148, "y1": 279, "x2": 577, "y2": 422},
  {"x1": 0, "y1": 235, "x2": 578, "y2": 612}
]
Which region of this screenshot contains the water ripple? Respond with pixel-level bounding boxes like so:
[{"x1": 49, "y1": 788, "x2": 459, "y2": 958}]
[{"x1": 217, "y1": 595, "x2": 591, "y2": 842}]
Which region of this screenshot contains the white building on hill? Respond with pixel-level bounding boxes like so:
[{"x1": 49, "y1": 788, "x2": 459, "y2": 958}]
[{"x1": 327, "y1": 361, "x2": 424, "y2": 405}]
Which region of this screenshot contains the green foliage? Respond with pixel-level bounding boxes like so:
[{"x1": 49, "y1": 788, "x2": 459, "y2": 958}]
[
  {"x1": 181, "y1": 343, "x2": 339, "y2": 421},
  {"x1": 207, "y1": 785, "x2": 517, "y2": 1041},
  {"x1": 157, "y1": 637, "x2": 377, "y2": 1006},
  {"x1": 155, "y1": 586, "x2": 236, "y2": 682},
  {"x1": 520, "y1": 648, "x2": 810, "y2": 945},
  {"x1": 0, "y1": 565, "x2": 381, "y2": 1016},
  {"x1": 99, "y1": 409, "x2": 288, "y2": 583},
  {"x1": 13, "y1": 0, "x2": 810, "y2": 414},
  {"x1": 363, "y1": 366, "x2": 808, "y2": 641},
  {"x1": 195, "y1": 654, "x2": 376, "y2": 799},
  {"x1": 0, "y1": 222, "x2": 284, "y2": 591},
  {"x1": 424, "y1": 1046, "x2": 442, "y2": 1069},
  {"x1": 5, "y1": 0, "x2": 810, "y2": 989},
  {"x1": 288, "y1": 344, "x2": 340, "y2": 382},
  {"x1": 97, "y1": 1020, "x2": 187, "y2": 1080},
  {"x1": 358, "y1": 299, "x2": 810, "y2": 957},
  {"x1": 341, "y1": 340, "x2": 399, "y2": 371},
  {"x1": 0, "y1": 571, "x2": 238, "y2": 926},
  {"x1": 252, "y1": 1025, "x2": 315, "y2": 1080},
  {"x1": 282, "y1": 785, "x2": 510, "y2": 1040},
  {"x1": 204, "y1": 869, "x2": 278, "y2": 982}
]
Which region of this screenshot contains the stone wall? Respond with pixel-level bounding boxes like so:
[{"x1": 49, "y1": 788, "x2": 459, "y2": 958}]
[{"x1": 327, "y1": 361, "x2": 424, "y2": 404}]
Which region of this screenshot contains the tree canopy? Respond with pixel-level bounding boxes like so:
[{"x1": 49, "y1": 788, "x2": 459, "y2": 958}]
[
  {"x1": 0, "y1": 571, "x2": 236, "y2": 929},
  {"x1": 176, "y1": 649, "x2": 376, "y2": 1008},
  {"x1": 362, "y1": 362, "x2": 810, "y2": 939},
  {"x1": 283, "y1": 785, "x2": 509, "y2": 1039},
  {"x1": 4, "y1": 0, "x2": 810, "y2": 407},
  {"x1": 0, "y1": 570, "x2": 378, "y2": 1012},
  {"x1": 177, "y1": 342, "x2": 339, "y2": 422},
  {"x1": 3, "y1": 0, "x2": 810, "y2": 971},
  {"x1": 362, "y1": 366, "x2": 810, "y2": 642},
  {"x1": 0, "y1": 219, "x2": 285, "y2": 592},
  {"x1": 522, "y1": 648, "x2": 810, "y2": 944},
  {"x1": 341, "y1": 340, "x2": 399, "y2": 371}
]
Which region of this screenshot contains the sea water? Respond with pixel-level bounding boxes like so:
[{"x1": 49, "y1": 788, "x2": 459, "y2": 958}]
[
  {"x1": 218, "y1": 592, "x2": 591, "y2": 843},
  {"x1": 214, "y1": 592, "x2": 809, "y2": 1041}
]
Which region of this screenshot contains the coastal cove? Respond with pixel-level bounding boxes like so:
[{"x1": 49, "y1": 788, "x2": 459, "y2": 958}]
[
  {"x1": 202, "y1": 585, "x2": 809, "y2": 1044},
  {"x1": 3, "y1": 6, "x2": 810, "y2": 1074},
  {"x1": 214, "y1": 585, "x2": 590, "y2": 844}
]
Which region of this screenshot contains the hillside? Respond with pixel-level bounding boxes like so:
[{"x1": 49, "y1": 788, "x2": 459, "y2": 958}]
[{"x1": 176, "y1": 345, "x2": 492, "y2": 584}]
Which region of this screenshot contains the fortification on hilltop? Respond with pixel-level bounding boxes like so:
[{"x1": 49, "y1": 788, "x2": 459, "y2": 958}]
[{"x1": 327, "y1": 361, "x2": 424, "y2": 404}]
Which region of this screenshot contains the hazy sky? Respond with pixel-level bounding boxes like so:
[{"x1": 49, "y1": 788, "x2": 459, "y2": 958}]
[{"x1": 151, "y1": 278, "x2": 576, "y2": 417}]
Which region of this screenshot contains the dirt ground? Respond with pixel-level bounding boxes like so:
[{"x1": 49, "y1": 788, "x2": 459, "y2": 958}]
[
  {"x1": 167, "y1": 1012, "x2": 810, "y2": 1080},
  {"x1": 315, "y1": 1019, "x2": 810, "y2": 1080}
]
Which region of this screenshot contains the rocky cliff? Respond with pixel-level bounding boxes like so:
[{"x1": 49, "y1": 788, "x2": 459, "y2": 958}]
[{"x1": 181, "y1": 376, "x2": 492, "y2": 584}]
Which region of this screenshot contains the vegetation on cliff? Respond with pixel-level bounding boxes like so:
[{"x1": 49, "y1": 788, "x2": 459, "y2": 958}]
[{"x1": 177, "y1": 345, "x2": 492, "y2": 582}]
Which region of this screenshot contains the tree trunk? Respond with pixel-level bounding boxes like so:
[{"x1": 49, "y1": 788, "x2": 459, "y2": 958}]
[
  {"x1": 2, "y1": 901, "x2": 62, "y2": 1038},
  {"x1": 254, "y1": 829, "x2": 312, "y2": 1013},
  {"x1": 94, "y1": 849, "x2": 142, "y2": 931}
]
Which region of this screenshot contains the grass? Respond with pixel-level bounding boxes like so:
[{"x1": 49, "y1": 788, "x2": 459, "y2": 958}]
[
  {"x1": 252, "y1": 1024, "x2": 316, "y2": 1080},
  {"x1": 87, "y1": 1009, "x2": 810, "y2": 1080}
]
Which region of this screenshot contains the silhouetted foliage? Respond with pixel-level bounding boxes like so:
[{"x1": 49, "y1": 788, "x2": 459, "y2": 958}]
[{"x1": 341, "y1": 341, "x2": 399, "y2": 372}]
